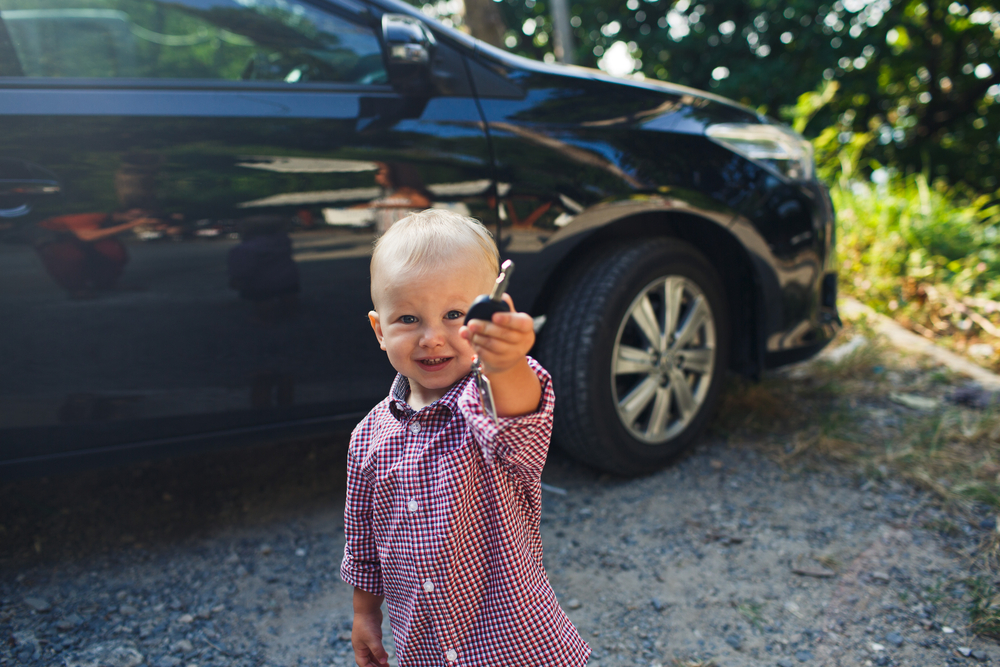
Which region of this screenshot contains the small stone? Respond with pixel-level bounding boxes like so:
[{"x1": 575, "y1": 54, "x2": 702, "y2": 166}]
[
  {"x1": 295, "y1": 548, "x2": 307, "y2": 557},
  {"x1": 943, "y1": 626, "x2": 956, "y2": 634},
  {"x1": 650, "y1": 598, "x2": 663, "y2": 612},
  {"x1": 777, "y1": 659, "x2": 795, "y2": 667},
  {"x1": 566, "y1": 598, "x2": 582, "y2": 610},
  {"x1": 155, "y1": 657, "x2": 181, "y2": 667},
  {"x1": 971, "y1": 649, "x2": 990, "y2": 662},
  {"x1": 725, "y1": 634, "x2": 742, "y2": 650},
  {"x1": 259, "y1": 544, "x2": 273, "y2": 555},
  {"x1": 795, "y1": 649, "x2": 813, "y2": 662},
  {"x1": 196, "y1": 608, "x2": 211, "y2": 619},
  {"x1": 871, "y1": 571, "x2": 890, "y2": 583},
  {"x1": 177, "y1": 614, "x2": 194, "y2": 624},
  {"x1": 862, "y1": 498, "x2": 877, "y2": 510},
  {"x1": 119, "y1": 604, "x2": 138, "y2": 616},
  {"x1": 886, "y1": 631, "x2": 903, "y2": 646},
  {"x1": 870, "y1": 643, "x2": 885, "y2": 652},
  {"x1": 889, "y1": 392, "x2": 940, "y2": 410},
  {"x1": 792, "y1": 563, "x2": 836, "y2": 578},
  {"x1": 56, "y1": 614, "x2": 83, "y2": 631},
  {"x1": 969, "y1": 344, "x2": 995, "y2": 358},
  {"x1": 979, "y1": 517, "x2": 997, "y2": 530},
  {"x1": 24, "y1": 597, "x2": 50, "y2": 612},
  {"x1": 958, "y1": 647, "x2": 973, "y2": 657},
  {"x1": 172, "y1": 640, "x2": 194, "y2": 654},
  {"x1": 337, "y1": 631, "x2": 352, "y2": 642}
]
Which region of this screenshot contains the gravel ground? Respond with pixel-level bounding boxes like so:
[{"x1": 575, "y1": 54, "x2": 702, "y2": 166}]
[{"x1": 2, "y1": 383, "x2": 998, "y2": 667}]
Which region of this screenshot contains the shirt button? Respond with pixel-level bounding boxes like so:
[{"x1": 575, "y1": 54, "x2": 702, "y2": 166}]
[
  {"x1": 409, "y1": 421, "x2": 421, "y2": 434},
  {"x1": 445, "y1": 649, "x2": 458, "y2": 662},
  {"x1": 407, "y1": 499, "x2": 419, "y2": 513},
  {"x1": 422, "y1": 579, "x2": 434, "y2": 593}
]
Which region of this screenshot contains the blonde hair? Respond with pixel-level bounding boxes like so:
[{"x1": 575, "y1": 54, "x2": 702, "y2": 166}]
[{"x1": 370, "y1": 209, "x2": 500, "y2": 307}]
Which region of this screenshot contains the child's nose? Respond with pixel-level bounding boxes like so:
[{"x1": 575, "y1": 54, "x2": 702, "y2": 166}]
[{"x1": 419, "y1": 322, "x2": 447, "y2": 346}]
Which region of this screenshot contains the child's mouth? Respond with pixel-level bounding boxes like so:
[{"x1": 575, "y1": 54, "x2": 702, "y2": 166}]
[{"x1": 417, "y1": 357, "x2": 451, "y2": 369}]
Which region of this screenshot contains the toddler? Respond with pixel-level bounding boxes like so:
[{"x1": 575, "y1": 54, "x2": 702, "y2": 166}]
[{"x1": 341, "y1": 209, "x2": 590, "y2": 666}]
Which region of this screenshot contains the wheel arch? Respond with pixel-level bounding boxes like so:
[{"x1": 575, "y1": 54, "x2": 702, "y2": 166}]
[{"x1": 531, "y1": 209, "x2": 765, "y2": 378}]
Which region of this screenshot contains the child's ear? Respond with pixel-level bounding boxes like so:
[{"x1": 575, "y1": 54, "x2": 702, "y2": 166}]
[{"x1": 368, "y1": 311, "x2": 387, "y2": 350}]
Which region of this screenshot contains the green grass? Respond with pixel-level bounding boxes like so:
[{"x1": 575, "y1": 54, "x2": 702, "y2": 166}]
[
  {"x1": 967, "y1": 575, "x2": 1000, "y2": 638},
  {"x1": 734, "y1": 600, "x2": 766, "y2": 632}
]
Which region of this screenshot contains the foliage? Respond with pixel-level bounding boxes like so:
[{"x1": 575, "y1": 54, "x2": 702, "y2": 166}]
[
  {"x1": 830, "y1": 154, "x2": 1000, "y2": 364},
  {"x1": 834, "y1": 170, "x2": 1000, "y2": 299},
  {"x1": 439, "y1": 0, "x2": 1000, "y2": 192}
]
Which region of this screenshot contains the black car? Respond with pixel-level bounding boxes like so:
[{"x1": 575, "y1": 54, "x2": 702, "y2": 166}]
[{"x1": 0, "y1": 0, "x2": 839, "y2": 478}]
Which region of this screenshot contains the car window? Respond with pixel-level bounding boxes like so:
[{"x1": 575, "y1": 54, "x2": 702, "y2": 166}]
[{"x1": 0, "y1": 0, "x2": 387, "y2": 84}]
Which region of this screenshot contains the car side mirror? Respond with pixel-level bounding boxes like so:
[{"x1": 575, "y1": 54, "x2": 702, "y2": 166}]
[{"x1": 382, "y1": 14, "x2": 435, "y2": 95}]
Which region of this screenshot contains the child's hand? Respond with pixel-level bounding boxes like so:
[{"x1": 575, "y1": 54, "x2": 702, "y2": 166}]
[
  {"x1": 352, "y1": 609, "x2": 388, "y2": 667},
  {"x1": 461, "y1": 294, "x2": 535, "y2": 376},
  {"x1": 351, "y1": 610, "x2": 389, "y2": 667},
  {"x1": 461, "y1": 294, "x2": 541, "y2": 418}
]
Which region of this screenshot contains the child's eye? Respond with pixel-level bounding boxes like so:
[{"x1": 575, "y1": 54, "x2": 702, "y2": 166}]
[
  {"x1": 445, "y1": 310, "x2": 464, "y2": 321},
  {"x1": 399, "y1": 315, "x2": 417, "y2": 324}
]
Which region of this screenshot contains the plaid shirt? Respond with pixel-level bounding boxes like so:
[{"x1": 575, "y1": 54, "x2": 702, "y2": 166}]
[{"x1": 341, "y1": 357, "x2": 590, "y2": 666}]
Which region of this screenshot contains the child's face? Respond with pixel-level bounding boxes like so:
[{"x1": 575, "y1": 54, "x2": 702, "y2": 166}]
[{"x1": 369, "y1": 257, "x2": 494, "y2": 409}]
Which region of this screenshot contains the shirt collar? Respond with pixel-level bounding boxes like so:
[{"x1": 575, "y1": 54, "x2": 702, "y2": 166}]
[{"x1": 388, "y1": 371, "x2": 472, "y2": 421}]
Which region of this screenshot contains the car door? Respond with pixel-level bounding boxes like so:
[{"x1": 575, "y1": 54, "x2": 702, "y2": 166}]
[{"x1": 0, "y1": 0, "x2": 493, "y2": 471}]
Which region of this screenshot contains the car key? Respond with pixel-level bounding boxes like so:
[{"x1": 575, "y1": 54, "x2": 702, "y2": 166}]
[
  {"x1": 471, "y1": 355, "x2": 498, "y2": 424},
  {"x1": 466, "y1": 260, "x2": 514, "y2": 424},
  {"x1": 464, "y1": 259, "x2": 514, "y2": 324}
]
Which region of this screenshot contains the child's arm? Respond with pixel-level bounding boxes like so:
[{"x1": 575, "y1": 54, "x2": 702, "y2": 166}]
[
  {"x1": 461, "y1": 294, "x2": 541, "y2": 418},
  {"x1": 352, "y1": 588, "x2": 388, "y2": 667}
]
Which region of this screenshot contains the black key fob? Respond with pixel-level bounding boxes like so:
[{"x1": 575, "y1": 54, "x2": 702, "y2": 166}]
[{"x1": 464, "y1": 260, "x2": 514, "y2": 324}]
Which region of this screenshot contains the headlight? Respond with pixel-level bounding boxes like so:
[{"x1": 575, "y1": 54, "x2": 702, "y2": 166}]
[{"x1": 705, "y1": 122, "x2": 815, "y2": 182}]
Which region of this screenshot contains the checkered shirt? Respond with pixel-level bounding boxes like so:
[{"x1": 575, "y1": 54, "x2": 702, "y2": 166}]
[{"x1": 341, "y1": 357, "x2": 590, "y2": 666}]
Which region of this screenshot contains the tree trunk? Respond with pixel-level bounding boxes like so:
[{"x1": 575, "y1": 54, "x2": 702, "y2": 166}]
[
  {"x1": 463, "y1": 0, "x2": 507, "y2": 49},
  {"x1": 550, "y1": 0, "x2": 575, "y2": 63}
]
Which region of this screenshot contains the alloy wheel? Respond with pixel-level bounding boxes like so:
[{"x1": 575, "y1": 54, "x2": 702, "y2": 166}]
[{"x1": 611, "y1": 275, "x2": 717, "y2": 444}]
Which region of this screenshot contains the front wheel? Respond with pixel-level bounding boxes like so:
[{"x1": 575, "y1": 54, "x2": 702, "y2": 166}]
[{"x1": 538, "y1": 239, "x2": 730, "y2": 475}]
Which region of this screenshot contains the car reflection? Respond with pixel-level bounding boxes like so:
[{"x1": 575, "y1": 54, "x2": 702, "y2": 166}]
[
  {"x1": 29, "y1": 153, "x2": 179, "y2": 298},
  {"x1": 365, "y1": 161, "x2": 430, "y2": 233},
  {"x1": 227, "y1": 215, "x2": 300, "y2": 320}
]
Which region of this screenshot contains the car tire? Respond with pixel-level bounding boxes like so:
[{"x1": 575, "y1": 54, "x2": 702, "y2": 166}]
[{"x1": 538, "y1": 238, "x2": 730, "y2": 475}]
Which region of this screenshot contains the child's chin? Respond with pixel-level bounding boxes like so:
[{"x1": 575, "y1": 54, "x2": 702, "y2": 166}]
[{"x1": 417, "y1": 367, "x2": 466, "y2": 387}]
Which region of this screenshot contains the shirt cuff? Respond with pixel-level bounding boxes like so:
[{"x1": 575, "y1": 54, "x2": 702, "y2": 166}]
[
  {"x1": 340, "y1": 553, "x2": 383, "y2": 598},
  {"x1": 459, "y1": 356, "x2": 553, "y2": 466}
]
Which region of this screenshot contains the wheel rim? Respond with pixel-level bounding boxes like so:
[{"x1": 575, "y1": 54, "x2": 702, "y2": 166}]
[{"x1": 611, "y1": 275, "x2": 716, "y2": 444}]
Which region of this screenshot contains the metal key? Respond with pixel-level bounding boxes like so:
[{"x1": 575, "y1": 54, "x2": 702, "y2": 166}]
[
  {"x1": 471, "y1": 355, "x2": 498, "y2": 423},
  {"x1": 464, "y1": 259, "x2": 514, "y2": 324}
]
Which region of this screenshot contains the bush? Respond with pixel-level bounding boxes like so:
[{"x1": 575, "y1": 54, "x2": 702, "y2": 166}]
[{"x1": 831, "y1": 168, "x2": 1000, "y2": 366}]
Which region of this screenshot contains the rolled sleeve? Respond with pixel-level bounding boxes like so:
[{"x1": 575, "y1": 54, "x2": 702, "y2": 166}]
[
  {"x1": 340, "y1": 441, "x2": 383, "y2": 597},
  {"x1": 460, "y1": 356, "x2": 554, "y2": 478}
]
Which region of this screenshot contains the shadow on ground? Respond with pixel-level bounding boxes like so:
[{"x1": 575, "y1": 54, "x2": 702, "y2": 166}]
[{"x1": 0, "y1": 435, "x2": 351, "y2": 569}]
